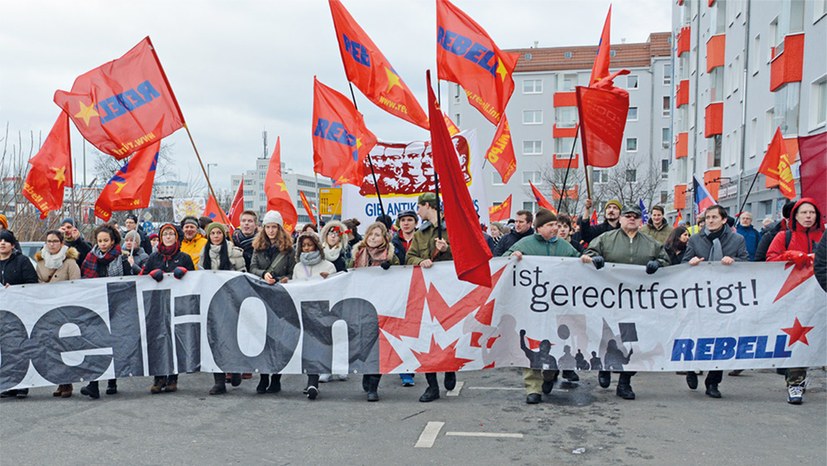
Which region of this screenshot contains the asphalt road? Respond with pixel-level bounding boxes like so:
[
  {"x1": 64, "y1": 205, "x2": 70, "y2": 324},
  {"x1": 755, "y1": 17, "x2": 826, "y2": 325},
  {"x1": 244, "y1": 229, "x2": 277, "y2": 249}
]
[{"x1": 1, "y1": 368, "x2": 825, "y2": 465}]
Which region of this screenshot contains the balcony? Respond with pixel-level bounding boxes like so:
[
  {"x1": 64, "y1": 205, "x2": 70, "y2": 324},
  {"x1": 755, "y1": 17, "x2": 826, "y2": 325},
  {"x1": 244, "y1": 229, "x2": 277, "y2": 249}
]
[
  {"x1": 675, "y1": 132, "x2": 688, "y2": 159},
  {"x1": 674, "y1": 184, "x2": 687, "y2": 210},
  {"x1": 676, "y1": 79, "x2": 689, "y2": 107},
  {"x1": 706, "y1": 34, "x2": 726, "y2": 72},
  {"x1": 704, "y1": 169, "x2": 722, "y2": 201},
  {"x1": 552, "y1": 154, "x2": 580, "y2": 169},
  {"x1": 553, "y1": 185, "x2": 579, "y2": 200},
  {"x1": 553, "y1": 91, "x2": 577, "y2": 107},
  {"x1": 676, "y1": 26, "x2": 691, "y2": 57},
  {"x1": 770, "y1": 33, "x2": 804, "y2": 92},
  {"x1": 552, "y1": 124, "x2": 578, "y2": 138},
  {"x1": 704, "y1": 102, "x2": 723, "y2": 137}
]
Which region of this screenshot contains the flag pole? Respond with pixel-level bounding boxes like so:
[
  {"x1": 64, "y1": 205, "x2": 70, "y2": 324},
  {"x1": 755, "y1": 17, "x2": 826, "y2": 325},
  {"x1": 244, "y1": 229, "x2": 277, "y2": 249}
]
[
  {"x1": 433, "y1": 73, "x2": 443, "y2": 240},
  {"x1": 183, "y1": 125, "x2": 223, "y2": 220},
  {"x1": 735, "y1": 170, "x2": 761, "y2": 216},
  {"x1": 556, "y1": 123, "x2": 580, "y2": 213},
  {"x1": 347, "y1": 82, "x2": 386, "y2": 223}
]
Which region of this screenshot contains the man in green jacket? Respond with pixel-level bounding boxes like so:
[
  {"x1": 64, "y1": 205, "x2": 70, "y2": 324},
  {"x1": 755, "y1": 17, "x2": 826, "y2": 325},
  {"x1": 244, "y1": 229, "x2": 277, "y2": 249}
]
[
  {"x1": 406, "y1": 192, "x2": 453, "y2": 402},
  {"x1": 640, "y1": 205, "x2": 673, "y2": 244},
  {"x1": 506, "y1": 208, "x2": 580, "y2": 404},
  {"x1": 580, "y1": 204, "x2": 670, "y2": 400}
]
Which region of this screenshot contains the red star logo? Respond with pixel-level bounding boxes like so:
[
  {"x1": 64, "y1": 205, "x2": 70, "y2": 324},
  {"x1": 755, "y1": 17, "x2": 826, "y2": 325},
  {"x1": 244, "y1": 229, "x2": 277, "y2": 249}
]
[
  {"x1": 412, "y1": 336, "x2": 473, "y2": 372},
  {"x1": 773, "y1": 261, "x2": 814, "y2": 303},
  {"x1": 781, "y1": 318, "x2": 814, "y2": 346}
]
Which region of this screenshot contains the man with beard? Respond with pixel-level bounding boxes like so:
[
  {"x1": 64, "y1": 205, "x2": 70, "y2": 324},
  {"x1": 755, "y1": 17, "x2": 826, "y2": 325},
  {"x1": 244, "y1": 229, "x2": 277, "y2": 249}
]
[
  {"x1": 578, "y1": 199, "x2": 622, "y2": 244},
  {"x1": 494, "y1": 210, "x2": 534, "y2": 257}
]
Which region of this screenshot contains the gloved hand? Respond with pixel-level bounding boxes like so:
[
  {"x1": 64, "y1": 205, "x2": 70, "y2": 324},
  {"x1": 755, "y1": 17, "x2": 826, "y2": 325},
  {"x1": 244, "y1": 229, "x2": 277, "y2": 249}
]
[
  {"x1": 173, "y1": 267, "x2": 188, "y2": 279},
  {"x1": 380, "y1": 261, "x2": 391, "y2": 270},
  {"x1": 779, "y1": 250, "x2": 812, "y2": 267},
  {"x1": 149, "y1": 269, "x2": 164, "y2": 282},
  {"x1": 591, "y1": 255, "x2": 605, "y2": 270},
  {"x1": 646, "y1": 260, "x2": 660, "y2": 275}
]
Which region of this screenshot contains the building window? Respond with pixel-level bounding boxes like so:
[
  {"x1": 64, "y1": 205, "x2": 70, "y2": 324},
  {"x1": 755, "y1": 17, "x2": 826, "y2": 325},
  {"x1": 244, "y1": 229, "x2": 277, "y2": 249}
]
[
  {"x1": 661, "y1": 159, "x2": 670, "y2": 179},
  {"x1": 662, "y1": 96, "x2": 671, "y2": 117},
  {"x1": 523, "y1": 140, "x2": 543, "y2": 155},
  {"x1": 628, "y1": 107, "x2": 639, "y2": 121},
  {"x1": 454, "y1": 84, "x2": 461, "y2": 102},
  {"x1": 749, "y1": 117, "x2": 759, "y2": 158},
  {"x1": 593, "y1": 169, "x2": 609, "y2": 184},
  {"x1": 522, "y1": 171, "x2": 542, "y2": 185},
  {"x1": 523, "y1": 110, "x2": 543, "y2": 125},
  {"x1": 751, "y1": 34, "x2": 761, "y2": 75},
  {"x1": 523, "y1": 79, "x2": 543, "y2": 94},
  {"x1": 625, "y1": 169, "x2": 637, "y2": 183},
  {"x1": 664, "y1": 63, "x2": 672, "y2": 85},
  {"x1": 559, "y1": 73, "x2": 577, "y2": 91},
  {"x1": 610, "y1": 50, "x2": 617, "y2": 58},
  {"x1": 564, "y1": 51, "x2": 573, "y2": 59},
  {"x1": 555, "y1": 137, "x2": 575, "y2": 154},
  {"x1": 522, "y1": 201, "x2": 538, "y2": 212},
  {"x1": 774, "y1": 82, "x2": 800, "y2": 135},
  {"x1": 626, "y1": 138, "x2": 638, "y2": 152},
  {"x1": 660, "y1": 190, "x2": 669, "y2": 204},
  {"x1": 812, "y1": 77, "x2": 827, "y2": 129},
  {"x1": 709, "y1": 134, "x2": 722, "y2": 167},
  {"x1": 662, "y1": 127, "x2": 671, "y2": 148},
  {"x1": 492, "y1": 172, "x2": 504, "y2": 186},
  {"x1": 455, "y1": 113, "x2": 461, "y2": 127},
  {"x1": 555, "y1": 107, "x2": 577, "y2": 127},
  {"x1": 626, "y1": 75, "x2": 639, "y2": 89},
  {"x1": 815, "y1": 0, "x2": 827, "y2": 22}
]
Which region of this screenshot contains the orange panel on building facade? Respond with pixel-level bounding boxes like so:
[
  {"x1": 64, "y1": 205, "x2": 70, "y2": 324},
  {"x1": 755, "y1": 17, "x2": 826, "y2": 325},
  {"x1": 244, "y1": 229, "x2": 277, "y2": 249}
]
[
  {"x1": 770, "y1": 33, "x2": 804, "y2": 92},
  {"x1": 674, "y1": 184, "x2": 687, "y2": 210},
  {"x1": 675, "y1": 132, "x2": 688, "y2": 158},
  {"x1": 704, "y1": 169, "x2": 722, "y2": 201},
  {"x1": 706, "y1": 34, "x2": 726, "y2": 72},
  {"x1": 676, "y1": 79, "x2": 690, "y2": 107},
  {"x1": 553, "y1": 185, "x2": 579, "y2": 200},
  {"x1": 552, "y1": 154, "x2": 580, "y2": 169},
  {"x1": 704, "y1": 102, "x2": 723, "y2": 137},
  {"x1": 677, "y1": 26, "x2": 691, "y2": 56},
  {"x1": 552, "y1": 124, "x2": 578, "y2": 138},
  {"x1": 553, "y1": 92, "x2": 577, "y2": 107}
]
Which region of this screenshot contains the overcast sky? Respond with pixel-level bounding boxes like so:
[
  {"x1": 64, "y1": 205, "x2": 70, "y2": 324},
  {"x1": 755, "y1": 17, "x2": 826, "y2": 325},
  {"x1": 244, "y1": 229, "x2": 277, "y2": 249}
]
[{"x1": 0, "y1": 0, "x2": 671, "y2": 192}]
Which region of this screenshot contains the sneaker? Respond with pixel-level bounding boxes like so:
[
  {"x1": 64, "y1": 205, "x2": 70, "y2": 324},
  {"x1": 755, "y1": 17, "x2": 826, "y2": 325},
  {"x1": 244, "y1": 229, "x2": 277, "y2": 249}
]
[
  {"x1": 335, "y1": 374, "x2": 349, "y2": 382},
  {"x1": 787, "y1": 384, "x2": 804, "y2": 405},
  {"x1": 306, "y1": 386, "x2": 319, "y2": 400},
  {"x1": 526, "y1": 393, "x2": 542, "y2": 404},
  {"x1": 318, "y1": 374, "x2": 331, "y2": 383},
  {"x1": 15, "y1": 389, "x2": 29, "y2": 399},
  {"x1": 400, "y1": 374, "x2": 415, "y2": 387}
]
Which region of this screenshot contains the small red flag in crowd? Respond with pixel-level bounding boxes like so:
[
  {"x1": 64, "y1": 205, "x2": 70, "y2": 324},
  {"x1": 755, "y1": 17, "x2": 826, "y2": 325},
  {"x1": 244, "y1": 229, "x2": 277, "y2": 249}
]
[
  {"x1": 673, "y1": 210, "x2": 683, "y2": 228},
  {"x1": 228, "y1": 177, "x2": 245, "y2": 228},
  {"x1": 484, "y1": 115, "x2": 517, "y2": 184},
  {"x1": 312, "y1": 77, "x2": 377, "y2": 187},
  {"x1": 299, "y1": 191, "x2": 317, "y2": 226},
  {"x1": 23, "y1": 112, "x2": 72, "y2": 219},
  {"x1": 53, "y1": 37, "x2": 184, "y2": 160},
  {"x1": 529, "y1": 181, "x2": 557, "y2": 214},
  {"x1": 265, "y1": 137, "x2": 299, "y2": 233},
  {"x1": 758, "y1": 127, "x2": 796, "y2": 200},
  {"x1": 488, "y1": 194, "x2": 512, "y2": 223}
]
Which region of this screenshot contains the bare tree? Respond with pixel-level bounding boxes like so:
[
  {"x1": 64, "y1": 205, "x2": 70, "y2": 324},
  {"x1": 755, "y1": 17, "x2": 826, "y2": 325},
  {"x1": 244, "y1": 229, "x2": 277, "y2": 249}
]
[
  {"x1": 592, "y1": 154, "x2": 664, "y2": 209},
  {"x1": 541, "y1": 165, "x2": 585, "y2": 216}
]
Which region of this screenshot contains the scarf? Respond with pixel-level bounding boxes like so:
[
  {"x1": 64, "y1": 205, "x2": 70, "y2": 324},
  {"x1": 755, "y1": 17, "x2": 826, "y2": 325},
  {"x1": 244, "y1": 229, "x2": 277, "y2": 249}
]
[
  {"x1": 703, "y1": 226, "x2": 724, "y2": 262},
  {"x1": 323, "y1": 242, "x2": 344, "y2": 262},
  {"x1": 300, "y1": 250, "x2": 322, "y2": 266},
  {"x1": 158, "y1": 241, "x2": 180, "y2": 261},
  {"x1": 203, "y1": 242, "x2": 232, "y2": 271},
  {"x1": 353, "y1": 244, "x2": 389, "y2": 268},
  {"x1": 81, "y1": 245, "x2": 123, "y2": 278},
  {"x1": 232, "y1": 229, "x2": 255, "y2": 250},
  {"x1": 41, "y1": 245, "x2": 68, "y2": 269}
]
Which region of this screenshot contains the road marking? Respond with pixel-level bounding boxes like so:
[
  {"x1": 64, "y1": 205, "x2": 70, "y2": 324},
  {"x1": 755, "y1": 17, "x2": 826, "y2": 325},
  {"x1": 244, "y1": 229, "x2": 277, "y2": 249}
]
[
  {"x1": 415, "y1": 421, "x2": 444, "y2": 448},
  {"x1": 445, "y1": 432, "x2": 524, "y2": 439},
  {"x1": 446, "y1": 381, "x2": 464, "y2": 396}
]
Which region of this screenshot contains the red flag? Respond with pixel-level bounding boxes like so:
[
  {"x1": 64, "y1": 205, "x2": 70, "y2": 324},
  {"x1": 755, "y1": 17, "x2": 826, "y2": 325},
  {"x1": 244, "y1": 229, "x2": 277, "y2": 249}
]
[
  {"x1": 758, "y1": 127, "x2": 796, "y2": 200},
  {"x1": 427, "y1": 70, "x2": 492, "y2": 287},
  {"x1": 94, "y1": 140, "x2": 160, "y2": 222},
  {"x1": 329, "y1": 0, "x2": 429, "y2": 129},
  {"x1": 484, "y1": 115, "x2": 517, "y2": 183},
  {"x1": 443, "y1": 112, "x2": 460, "y2": 136},
  {"x1": 528, "y1": 181, "x2": 557, "y2": 214},
  {"x1": 488, "y1": 194, "x2": 512, "y2": 223},
  {"x1": 53, "y1": 37, "x2": 184, "y2": 160},
  {"x1": 589, "y1": 6, "x2": 612, "y2": 86},
  {"x1": 312, "y1": 77, "x2": 378, "y2": 186},
  {"x1": 228, "y1": 177, "x2": 245, "y2": 228},
  {"x1": 673, "y1": 210, "x2": 683, "y2": 228},
  {"x1": 798, "y1": 131, "x2": 827, "y2": 215},
  {"x1": 299, "y1": 191, "x2": 318, "y2": 226},
  {"x1": 576, "y1": 82, "x2": 629, "y2": 168},
  {"x1": 265, "y1": 137, "x2": 299, "y2": 233},
  {"x1": 23, "y1": 112, "x2": 72, "y2": 219},
  {"x1": 203, "y1": 194, "x2": 233, "y2": 228},
  {"x1": 590, "y1": 209, "x2": 599, "y2": 226},
  {"x1": 436, "y1": 0, "x2": 518, "y2": 125}
]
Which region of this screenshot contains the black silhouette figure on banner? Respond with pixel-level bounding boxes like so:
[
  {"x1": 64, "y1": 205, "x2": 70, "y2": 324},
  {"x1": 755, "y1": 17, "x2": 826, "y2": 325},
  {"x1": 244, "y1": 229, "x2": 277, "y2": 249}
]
[
  {"x1": 519, "y1": 329, "x2": 558, "y2": 371},
  {"x1": 604, "y1": 339, "x2": 634, "y2": 371},
  {"x1": 558, "y1": 345, "x2": 576, "y2": 371},
  {"x1": 575, "y1": 349, "x2": 590, "y2": 370},
  {"x1": 589, "y1": 351, "x2": 603, "y2": 370}
]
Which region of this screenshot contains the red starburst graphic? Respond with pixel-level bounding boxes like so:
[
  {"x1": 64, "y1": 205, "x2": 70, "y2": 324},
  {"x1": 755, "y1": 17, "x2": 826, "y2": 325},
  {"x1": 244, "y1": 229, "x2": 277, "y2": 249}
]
[
  {"x1": 773, "y1": 261, "x2": 814, "y2": 303},
  {"x1": 781, "y1": 317, "x2": 814, "y2": 346},
  {"x1": 412, "y1": 336, "x2": 473, "y2": 372}
]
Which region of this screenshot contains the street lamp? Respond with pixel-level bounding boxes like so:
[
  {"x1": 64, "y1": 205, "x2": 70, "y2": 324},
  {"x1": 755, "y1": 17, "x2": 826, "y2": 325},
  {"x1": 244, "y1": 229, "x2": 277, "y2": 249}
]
[{"x1": 206, "y1": 163, "x2": 218, "y2": 180}]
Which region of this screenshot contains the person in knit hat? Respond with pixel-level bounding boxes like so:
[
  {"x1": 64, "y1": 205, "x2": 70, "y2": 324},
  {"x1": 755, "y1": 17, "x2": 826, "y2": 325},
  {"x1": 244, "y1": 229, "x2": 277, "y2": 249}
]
[
  {"x1": 578, "y1": 198, "x2": 622, "y2": 244},
  {"x1": 180, "y1": 216, "x2": 207, "y2": 268}
]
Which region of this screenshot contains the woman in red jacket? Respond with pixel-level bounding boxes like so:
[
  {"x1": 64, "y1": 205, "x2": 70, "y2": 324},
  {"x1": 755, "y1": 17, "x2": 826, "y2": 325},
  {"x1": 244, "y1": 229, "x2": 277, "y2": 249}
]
[{"x1": 766, "y1": 198, "x2": 823, "y2": 405}]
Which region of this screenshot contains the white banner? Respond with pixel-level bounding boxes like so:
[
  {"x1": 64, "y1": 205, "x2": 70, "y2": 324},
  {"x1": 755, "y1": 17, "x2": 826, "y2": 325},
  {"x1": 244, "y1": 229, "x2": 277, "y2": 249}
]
[
  {"x1": 1, "y1": 258, "x2": 824, "y2": 389},
  {"x1": 341, "y1": 129, "x2": 488, "y2": 227},
  {"x1": 172, "y1": 197, "x2": 205, "y2": 222}
]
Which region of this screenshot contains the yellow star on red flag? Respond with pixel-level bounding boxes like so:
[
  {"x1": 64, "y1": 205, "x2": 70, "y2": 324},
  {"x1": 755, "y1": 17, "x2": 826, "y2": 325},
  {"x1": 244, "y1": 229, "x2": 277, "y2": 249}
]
[{"x1": 74, "y1": 101, "x2": 99, "y2": 126}]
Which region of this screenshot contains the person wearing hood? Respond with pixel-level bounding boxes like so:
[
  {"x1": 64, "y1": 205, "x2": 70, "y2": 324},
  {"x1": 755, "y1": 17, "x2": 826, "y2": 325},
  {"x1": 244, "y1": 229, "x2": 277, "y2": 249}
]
[
  {"x1": 79, "y1": 223, "x2": 136, "y2": 399},
  {"x1": 640, "y1": 205, "x2": 673, "y2": 244},
  {"x1": 249, "y1": 210, "x2": 296, "y2": 395},
  {"x1": 349, "y1": 222, "x2": 399, "y2": 401},
  {"x1": 122, "y1": 230, "x2": 149, "y2": 275},
  {"x1": 494, "y1": 210, "x2": 534, "y2": 257},
  {"x1": 578, "y1": 198, "x2": 622, "y2": 244},
  {"x1": 180, "y1": 216, "x2": 208, "y2": 269},
  {"x1": 505, "y1": 209, "x2": 580, "y2": 404},
  {"x1": 293, "y1": 231, "x2": 336, "y2": 400},
  {"x1": 320, "y1": 220, "x2": 352, "y2": 273},
  {"x1": 682, "y1": 205, "x2": 748, "y2": 398},
  {"x1": 200, "y1": 222, "x2": 247, "y2": 395},
  {"x1": 754, "y1": 200, "x2": 797, "y2": 262},
  {"x1": 141, "y1": 223, "x2": 195, "y2": 395},
  {"x1": 33, "y1": 230, "x2": 81, "y2": 398},
  {"x1": 766, "y1": 198, "x2": 823, "y2": 405}
]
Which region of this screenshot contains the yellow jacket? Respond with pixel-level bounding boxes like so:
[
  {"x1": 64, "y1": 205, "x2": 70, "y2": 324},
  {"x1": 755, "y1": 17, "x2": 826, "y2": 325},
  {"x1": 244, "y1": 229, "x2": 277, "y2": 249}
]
[{"x1": 181, "y1": 234, "x2": 208, "y2": 269}]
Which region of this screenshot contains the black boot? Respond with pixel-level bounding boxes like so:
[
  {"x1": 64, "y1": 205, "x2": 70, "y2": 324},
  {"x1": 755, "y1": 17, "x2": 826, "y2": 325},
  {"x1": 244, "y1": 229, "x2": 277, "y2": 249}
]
[
  {"x1": 210, "y1": 373, "x2": 227, "y2": 395},
  {"x1": 81, "y1": 381, "x2": 100, "y2": 399},
  {"x1": 616, "y1": 373, "x2": 635, "y2": 400},
  {"x1": 164, "y1": 374, "x2": 178, "y2": 393},
  {"x1": 419, "y1": 373, "x2": 440, "y2": 402},
  {"x1": 256, "y1": 374, "x2": 270, "y2": 394},
  {"x1": 598, "y1": 371, "x2": 611, "y2": 388},
  {"x1": 229, "y1": 373, "x2": 242, "y2": 387},
  {"x1": 686, "y1": 372, "x2": 698, "y2": 390},
  {"x1": 267, "y1": 374, "x2": 281, "y2": 393},
  {"x1": 705, "y1": 383, "x2": 721, "y2": 398},
  {"x1": 106, "y1": 379, "x2": 118, "y2": 395},
  {"x1": 444, "y1": 372, "x2": 457, "y2": 391},
  {"x1": 150, "y1": 376, "x2": 165, "y2": 394},
  {"x1": 366, "y1": 375, "x2": 380, "y2": 402}
]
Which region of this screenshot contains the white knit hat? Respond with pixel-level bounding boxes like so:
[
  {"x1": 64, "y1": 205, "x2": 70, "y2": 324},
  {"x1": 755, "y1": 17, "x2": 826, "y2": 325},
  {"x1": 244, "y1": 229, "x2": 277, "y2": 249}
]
[{"x1": 262, "y1": 210, "x2": 283, "y2": 226}]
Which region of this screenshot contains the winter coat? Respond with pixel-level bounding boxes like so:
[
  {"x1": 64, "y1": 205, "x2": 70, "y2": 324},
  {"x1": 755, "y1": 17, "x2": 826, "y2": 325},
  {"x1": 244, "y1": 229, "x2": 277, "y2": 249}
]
[
  {"x1": 292, "y1": 259, "x2": 336, "y2": 280},
  {"x1": 493, "y1": 227, "x2": 534, "y2": 257},
  {"x1": 682, "y1": 226, "x2": 749, "y2": 263},
  {"x1": 585, "y1": 229, "x2": 670, "y2": 267},
  {"x1": 231, "y1": 229, "x2": 257, "y2": 271},
  {"x1": 406, "y1": 221, "x2": 452, "y2": 265},
  {"x1": 505, "y1": 233, "x2": 580, "y2": 258},
  {"x1": 35, "y1": 247, "x2": 81, "y2": 283},
  {"x1": 391, "y1": 231, "x2": 415, "y2": 265},
  {"x1": 200, "y1": 241, "x2": 247, "y2": 272},
  {"x1": 250, "y1": 247, "x2": 296, "y2": 281},
  {"x1": 320, "y1": 221, "x2": 352, "y2": 273},
  {"x1": 766, "y1": 198, "x2": 824, "y2": 261},
  {"x1": 754, "y1": 220, "x2": 784, "y2": 262},
  {"x1": 65, "y1": 236, "x2": 92, "y2": 268},
  {"x1": 123, "y1": 246, "x2": 149, "y2": 275},
  {"x1": 0, "y1": 250, "x2": 38, "y2": 286},
  {"x1": 141, "y1": 250, "x2": 195, "y2": 274},
  {"x1": 180, "y1": 233, "x2": 208, "y2": 269},
  {"x1": 735, "y1": 223, "x2": 762, "y2": 261},
  {"x1": 578, "y1": 218, "x2": 620, "y2": 244},
  {"x1": 815, "y1": 233, "x2": 826, "y2": 292},
  {"x1": 641, "y1": 220, "x2": 673, "y2": 245}
]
